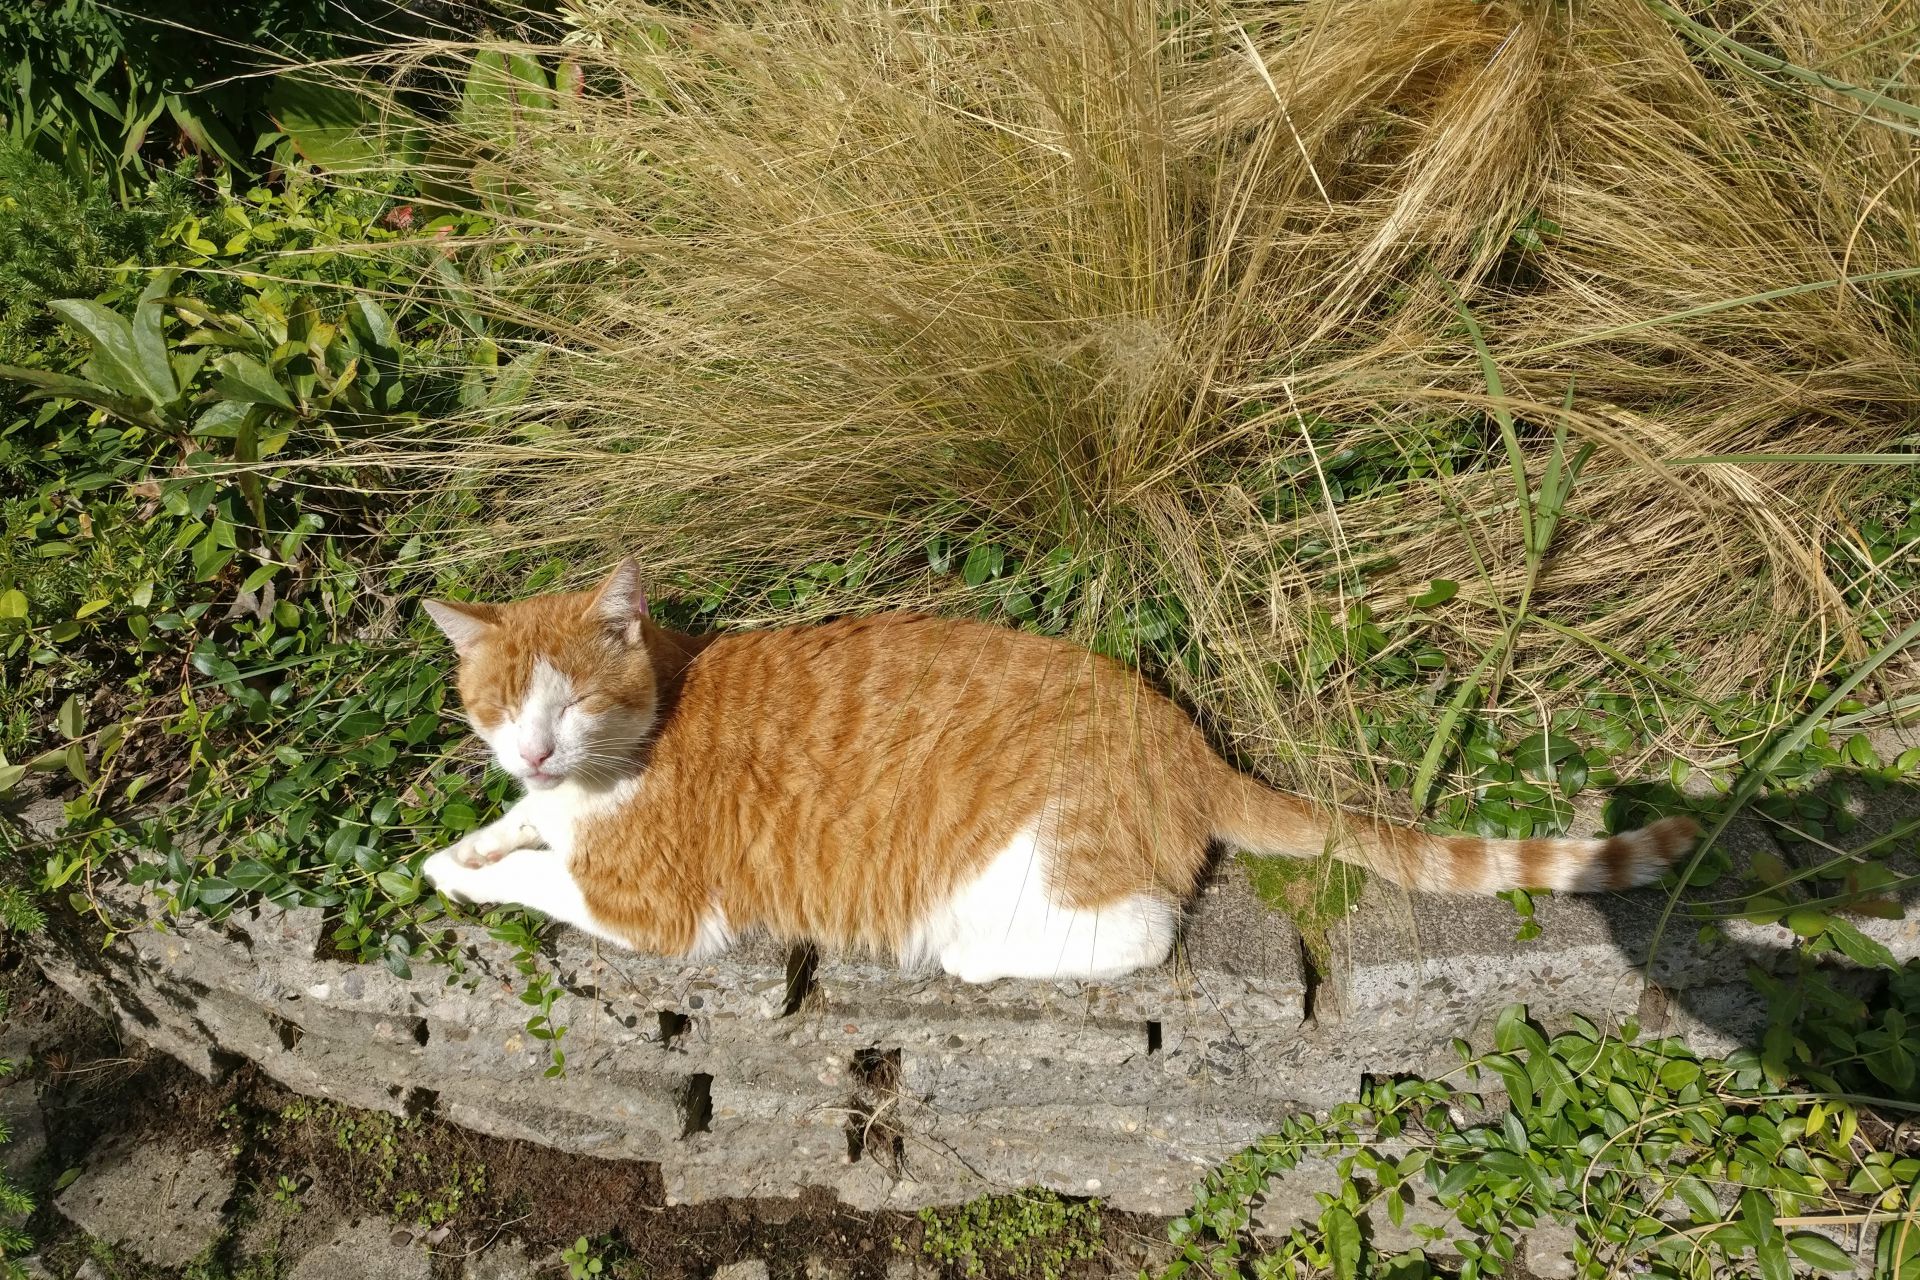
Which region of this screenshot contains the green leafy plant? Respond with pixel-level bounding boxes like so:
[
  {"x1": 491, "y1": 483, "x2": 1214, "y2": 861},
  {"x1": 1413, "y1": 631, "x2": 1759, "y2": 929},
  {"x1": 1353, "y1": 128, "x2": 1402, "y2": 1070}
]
[
  {"x1": 1166, "y1": 1003, "x2": 1919, "y2": 1280},
  {"x1": 0, "y1": 0, "x2": 340, "y2": 196},
  {"x1": 916, "y1": 1192, "x2": 1102, "y2": 1280},
  {"x1": 561, "y1": 1236, "x2": 605, "y2": 1279}
]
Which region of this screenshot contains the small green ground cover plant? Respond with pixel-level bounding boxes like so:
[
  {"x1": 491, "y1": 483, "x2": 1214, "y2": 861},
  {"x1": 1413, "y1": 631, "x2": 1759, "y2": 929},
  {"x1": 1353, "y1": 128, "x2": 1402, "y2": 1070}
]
[
  {"x1": 913, "y1": 1191, "x2": 1105, "y2": 1280},
  {"x1": 1166, "y1": 1003, "x2": 1920, "y2": 1280}
]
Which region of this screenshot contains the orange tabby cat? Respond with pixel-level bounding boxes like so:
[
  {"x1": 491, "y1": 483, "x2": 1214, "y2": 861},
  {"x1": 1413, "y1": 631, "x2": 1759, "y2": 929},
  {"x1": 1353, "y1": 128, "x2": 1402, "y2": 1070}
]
[{"x1": 420, "y1": 561, "x2": 1698, "y2": 982}]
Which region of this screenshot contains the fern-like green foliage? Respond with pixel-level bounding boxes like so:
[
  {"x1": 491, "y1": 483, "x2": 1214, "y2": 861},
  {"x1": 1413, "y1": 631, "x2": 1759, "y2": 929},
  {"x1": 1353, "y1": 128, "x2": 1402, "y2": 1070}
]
[
  {"x1": 0, "y1": 888, "x2": 44, "y2": 937},
  {"x1": 0, "y1": 139, "x2": 189, "y2": 367}
]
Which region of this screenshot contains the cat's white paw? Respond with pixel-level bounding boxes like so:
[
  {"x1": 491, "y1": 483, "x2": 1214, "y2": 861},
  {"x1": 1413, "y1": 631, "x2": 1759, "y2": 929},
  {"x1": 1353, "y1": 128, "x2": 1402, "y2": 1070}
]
[
  {"x1": 422, "y1": 848, "x2": 478, "y2": 903},
  {"x1": 446, "y1": 831, "x2": 508, "y2": 868}
]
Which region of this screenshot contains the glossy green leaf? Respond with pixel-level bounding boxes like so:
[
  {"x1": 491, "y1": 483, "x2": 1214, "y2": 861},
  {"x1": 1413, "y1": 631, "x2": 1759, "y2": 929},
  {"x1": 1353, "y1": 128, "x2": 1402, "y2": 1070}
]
[
  {"x1": 1786, "y1": 1232, "x2": 1858, "y2": 1273},
  {"x1": 1322, "y1": 1204, "x2": 1362, "y2": 1280},
  {"x1": 214, "y1": 354, "x2": 296, "y2": 409},
  {"x1": 55, "y1": 693, "x2": 84, "y2": 739},
  {"x1": 376, "y1": 869, "x2": 420, "y2": 905}
]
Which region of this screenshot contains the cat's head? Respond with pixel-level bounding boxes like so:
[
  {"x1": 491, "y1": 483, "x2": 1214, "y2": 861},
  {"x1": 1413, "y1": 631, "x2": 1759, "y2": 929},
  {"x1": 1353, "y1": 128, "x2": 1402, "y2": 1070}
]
[{"x1": 423, "y1": 560, "x2": 662, "y2": 790}]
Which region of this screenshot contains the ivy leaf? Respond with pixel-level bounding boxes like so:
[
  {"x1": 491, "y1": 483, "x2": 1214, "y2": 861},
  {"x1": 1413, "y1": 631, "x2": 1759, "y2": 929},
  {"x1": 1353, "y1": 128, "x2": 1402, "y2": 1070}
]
[
  {"x1": 384, "y1": 939, "x2": 414, "y2": 980},
  {"x1": 1513, "y1": 731, "x2": 1582, "y2": 778},
  {"x1": 1749, "y1": 850, "x2": 1791, "y2": 886},
  {"x1": 1321, "y1": 1203, "x2": 1362, "y2": 1280},
  {"x1": 1786, "y1": 1232, "x2": 1858, "y2": 1274},
  {"x1": 1494, "y1": 1003, "x2": 1527, "y2": 1053},
  {"x1": 1557, "y1": 757, "x2": 1587, "y2": 797},
  {"x1": 195, "y1": 877, "x2": 238, "y2": 905},
  {"x1": 1785, "y1": 907, "x2": 1831, "y2": 938},
  {"x1": 1824, "y1": 918, "x2": 1897, "y2": 969},
  {"x1": 1673, "y1": 1174, "x2": 1719, "y2": 1222},
  {"x1": 1742, "y1": 1190, "x2": 1790, "y2": 1280},
  {"x1": 376, "y1": 869, "x2": 421, "y2": 905}
]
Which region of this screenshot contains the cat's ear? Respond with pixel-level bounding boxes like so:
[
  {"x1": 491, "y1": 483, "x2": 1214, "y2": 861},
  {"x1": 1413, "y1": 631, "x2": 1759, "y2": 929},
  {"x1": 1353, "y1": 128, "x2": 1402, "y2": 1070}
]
[
  {"x1": 591, "y1": 557, "x2": 650, "y2": 642},
  {"x1": 422, "y1": 599, "x2": 499, "y2": 655}
]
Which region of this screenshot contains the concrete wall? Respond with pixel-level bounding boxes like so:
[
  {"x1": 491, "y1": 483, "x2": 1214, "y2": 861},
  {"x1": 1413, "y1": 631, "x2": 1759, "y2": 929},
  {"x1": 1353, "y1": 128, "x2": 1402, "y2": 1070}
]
[{"x1": 22, "y1": 788, "x2": 1919, "y2": 1217}]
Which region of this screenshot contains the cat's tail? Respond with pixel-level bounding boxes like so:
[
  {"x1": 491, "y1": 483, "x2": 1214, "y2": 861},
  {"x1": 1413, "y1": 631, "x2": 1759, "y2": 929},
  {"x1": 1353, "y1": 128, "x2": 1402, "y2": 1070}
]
[{"x1": 1209, "y1": 769, "x2": 1699, "y2": 893}]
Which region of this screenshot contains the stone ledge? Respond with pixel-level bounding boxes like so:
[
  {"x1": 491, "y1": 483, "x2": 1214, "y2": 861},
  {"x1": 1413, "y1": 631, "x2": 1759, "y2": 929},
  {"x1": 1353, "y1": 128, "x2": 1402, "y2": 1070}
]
[
  {"x1": 1323, "y1": 808, "x2": 1920, "y2": 1055},
  {"x1": 23, "y1": 785, "x2": 1919, "y2": 1213}
]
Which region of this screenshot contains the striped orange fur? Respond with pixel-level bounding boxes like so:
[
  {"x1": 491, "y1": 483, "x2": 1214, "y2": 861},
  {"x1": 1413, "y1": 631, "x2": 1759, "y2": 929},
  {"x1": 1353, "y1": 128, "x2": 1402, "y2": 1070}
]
[{"x1": 419, "y1": 561, "x2": 1699, "y2": 981}]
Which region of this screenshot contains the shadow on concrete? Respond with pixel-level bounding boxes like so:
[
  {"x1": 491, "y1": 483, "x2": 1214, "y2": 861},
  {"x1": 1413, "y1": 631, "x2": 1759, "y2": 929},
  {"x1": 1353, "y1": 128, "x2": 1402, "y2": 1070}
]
[{"x1": 1596, "y1": 766, "x2": 1920, "y2": 1089}]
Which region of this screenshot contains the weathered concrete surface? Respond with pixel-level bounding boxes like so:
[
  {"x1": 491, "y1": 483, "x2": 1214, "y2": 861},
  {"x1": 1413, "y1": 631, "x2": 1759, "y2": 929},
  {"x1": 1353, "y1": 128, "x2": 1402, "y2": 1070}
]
[
  {"x1": 462, "y1": 1237, "x2": 543, "y2": 1280},
  {"x1": 1321, "y1": 805, "x2": 1920, "y2": 1057},
  {"x1": 53, "y1": 1136, "x2": 234, "y2": 1267},
  {"x1": 0, "y1": 1009, "x2": 47, "y2": 1191},
  {"x1": 21, "y1": 776, "x2": 1920, "y2": 1216},
  {"x1": 285, "y1": 1217, "x2": 431, "y2": 1280}
]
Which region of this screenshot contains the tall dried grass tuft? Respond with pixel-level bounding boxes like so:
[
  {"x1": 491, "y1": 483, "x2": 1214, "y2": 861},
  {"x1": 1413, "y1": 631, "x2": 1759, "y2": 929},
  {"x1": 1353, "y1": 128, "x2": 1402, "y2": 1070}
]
[{"x1": 348, "y1": 0, "x2": 1920, "y2": 812}]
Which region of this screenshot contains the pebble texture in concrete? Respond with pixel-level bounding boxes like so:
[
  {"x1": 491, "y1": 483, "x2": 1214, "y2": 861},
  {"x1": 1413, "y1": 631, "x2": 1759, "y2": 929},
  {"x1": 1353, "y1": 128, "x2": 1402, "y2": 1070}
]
[
  {"x1": 53, "y1": 1137, "x2": 234, "y2": 1267},
  {"x1": 285, "y1": 1217, "x2": 432, "y2": 1280},
  {"x1": 22, "y1": 777, "x2": 1919, "y2": 1216},
  {"x1": 462, "y1": 1237, "x2": 543, "y2": 1280}
]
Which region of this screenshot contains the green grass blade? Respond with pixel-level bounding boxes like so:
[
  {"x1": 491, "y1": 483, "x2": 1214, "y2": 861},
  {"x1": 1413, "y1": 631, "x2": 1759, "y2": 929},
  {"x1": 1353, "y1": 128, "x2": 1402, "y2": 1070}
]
[
  {"x1": 1518, "y1": 264, "x2": 1920, "y2": 357},
  {"x1": 1644, "y1": 0, "x2": 1920, "y2": 133},
  {"x1": 1443, "y1": 284, "x2": 1534, "y2": 556},
  {"x1": 1410, "y1": 647, "x2": 1501, "y2": 815}
]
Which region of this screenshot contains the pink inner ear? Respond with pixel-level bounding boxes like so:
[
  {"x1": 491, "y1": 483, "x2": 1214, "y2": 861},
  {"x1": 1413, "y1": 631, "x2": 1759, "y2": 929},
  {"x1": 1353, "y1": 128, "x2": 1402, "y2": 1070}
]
[{"x1": 593, "y1": 560, "x2": 650, "y2": 630}]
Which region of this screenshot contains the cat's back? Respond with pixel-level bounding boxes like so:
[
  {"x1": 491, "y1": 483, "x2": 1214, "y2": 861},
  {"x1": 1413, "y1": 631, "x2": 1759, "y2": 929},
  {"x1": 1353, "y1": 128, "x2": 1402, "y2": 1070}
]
[{"x1": 658, "y1": 610, "x2": 1176, "y2": 754}]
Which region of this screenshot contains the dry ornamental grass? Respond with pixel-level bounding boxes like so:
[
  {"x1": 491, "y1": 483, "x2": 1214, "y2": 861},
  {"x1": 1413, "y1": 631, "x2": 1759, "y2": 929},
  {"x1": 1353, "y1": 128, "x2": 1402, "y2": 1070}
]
[{"x1": 336, "y1": 0, "x2": 1920, "y2": 818}]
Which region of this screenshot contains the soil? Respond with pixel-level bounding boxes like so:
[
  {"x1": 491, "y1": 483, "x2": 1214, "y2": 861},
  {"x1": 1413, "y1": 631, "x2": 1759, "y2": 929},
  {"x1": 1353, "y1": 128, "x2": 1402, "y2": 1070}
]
[{"x1": 0, "y1": 935, "x2": 1173, "y2": 1280}]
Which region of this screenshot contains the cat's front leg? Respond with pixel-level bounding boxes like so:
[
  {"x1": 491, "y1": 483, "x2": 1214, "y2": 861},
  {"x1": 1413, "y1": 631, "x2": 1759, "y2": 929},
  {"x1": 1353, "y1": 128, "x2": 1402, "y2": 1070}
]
[
  {"x1": 441, "y1": 803, "x2": 545, "y2": 868},
  {"x1": 422, "y1": 847, "x2": 632, "y2": 949}
]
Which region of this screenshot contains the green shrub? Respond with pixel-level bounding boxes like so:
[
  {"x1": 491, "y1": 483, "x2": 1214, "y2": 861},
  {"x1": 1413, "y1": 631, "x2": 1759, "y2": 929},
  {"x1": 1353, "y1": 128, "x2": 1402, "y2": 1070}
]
[
  {"x1": 1167, "y1": 1002, "x2": 1920, "y2": 1280},
  {"x1": 0, "y1": 0, "x2": 571, "y2": 196},
  {"x1": 0, "y1": 139, "x2": 190, "y2": 365}
]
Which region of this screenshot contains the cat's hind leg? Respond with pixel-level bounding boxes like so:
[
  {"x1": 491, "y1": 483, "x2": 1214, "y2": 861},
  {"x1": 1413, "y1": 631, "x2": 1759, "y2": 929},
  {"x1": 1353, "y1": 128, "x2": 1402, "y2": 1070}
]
[{"x1": 932, "y1": 829, "x2": 1177, "y2": 983}]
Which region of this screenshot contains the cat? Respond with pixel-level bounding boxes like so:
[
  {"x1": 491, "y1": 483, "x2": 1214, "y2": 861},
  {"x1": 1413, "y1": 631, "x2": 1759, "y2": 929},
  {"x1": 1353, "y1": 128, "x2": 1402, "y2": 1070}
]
[{"x1": 419, "y1": 560, "x2": 1699, "y2": 983}]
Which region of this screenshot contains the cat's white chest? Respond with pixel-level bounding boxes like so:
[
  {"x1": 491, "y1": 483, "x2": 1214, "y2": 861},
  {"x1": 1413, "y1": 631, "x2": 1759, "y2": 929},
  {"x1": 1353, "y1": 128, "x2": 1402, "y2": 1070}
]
[{"x1": 517, "y1": 776, "x2": 640, "y2": 857}]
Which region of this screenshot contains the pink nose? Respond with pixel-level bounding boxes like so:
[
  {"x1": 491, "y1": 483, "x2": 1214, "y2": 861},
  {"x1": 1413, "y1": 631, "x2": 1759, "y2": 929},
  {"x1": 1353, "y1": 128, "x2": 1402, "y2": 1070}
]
[{"x1": 521, "y1": 744, "x2": 553, "y2": 769}]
